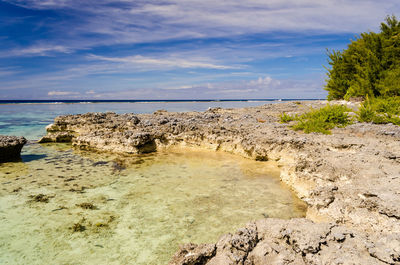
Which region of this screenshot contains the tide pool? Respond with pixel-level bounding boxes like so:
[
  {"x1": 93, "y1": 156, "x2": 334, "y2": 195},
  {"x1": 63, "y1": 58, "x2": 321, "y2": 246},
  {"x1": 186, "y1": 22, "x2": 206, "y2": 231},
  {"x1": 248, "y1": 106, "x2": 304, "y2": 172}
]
[{"x1": 0, "y1": 143, "x2": 306, "y2": 265}]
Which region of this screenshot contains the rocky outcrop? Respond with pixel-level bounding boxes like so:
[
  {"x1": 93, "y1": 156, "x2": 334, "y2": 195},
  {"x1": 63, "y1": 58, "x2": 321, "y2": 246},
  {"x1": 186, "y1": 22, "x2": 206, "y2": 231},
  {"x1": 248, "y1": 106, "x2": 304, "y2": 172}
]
[
  {"x1": 170, "y1": 219, "x2": 400, "y2": 265},
  {"x1": 40, "y1": 101, "x2": 400, "y2": 264},
  {"x1": 0, "y1": 135, "x2": 27, "y2": 162}
]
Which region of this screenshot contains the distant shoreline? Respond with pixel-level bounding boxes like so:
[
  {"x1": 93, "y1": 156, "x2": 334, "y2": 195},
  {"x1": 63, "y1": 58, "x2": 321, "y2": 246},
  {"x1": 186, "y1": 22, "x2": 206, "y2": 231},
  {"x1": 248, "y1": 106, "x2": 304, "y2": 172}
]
[{"x1": 0, "y1": 99, "x2": 321, "y2": 105}]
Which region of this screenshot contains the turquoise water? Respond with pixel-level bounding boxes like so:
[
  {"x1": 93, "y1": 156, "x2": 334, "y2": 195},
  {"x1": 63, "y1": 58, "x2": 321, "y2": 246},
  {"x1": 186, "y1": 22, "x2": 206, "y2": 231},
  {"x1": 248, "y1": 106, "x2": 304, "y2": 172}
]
[
  {"x1": 0, "y1": 144, "x2": 306, "y2": 265},
  {"x1": 0, "y1": 101, "x2": 272, "y2": 140}
]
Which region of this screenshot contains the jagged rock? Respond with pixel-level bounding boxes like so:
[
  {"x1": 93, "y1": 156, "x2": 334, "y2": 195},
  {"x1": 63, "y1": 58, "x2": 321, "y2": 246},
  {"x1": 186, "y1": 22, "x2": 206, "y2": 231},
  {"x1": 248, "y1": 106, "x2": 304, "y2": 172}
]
[
  {"x1": 207, "y1": 223, "x2": 258, "y2": 265},
  {"x1": 39, "y1": 101, "x2": 400, "y2": 264},
  {"x1": 182, "y1": 219, "x2": 391, "y2": 265},
  {"x1": 169, "y1": 243, "x2": 216, "y2": 265},
  {"x1": 0, "y1": 135, "x2": 27, "y2": 162}
]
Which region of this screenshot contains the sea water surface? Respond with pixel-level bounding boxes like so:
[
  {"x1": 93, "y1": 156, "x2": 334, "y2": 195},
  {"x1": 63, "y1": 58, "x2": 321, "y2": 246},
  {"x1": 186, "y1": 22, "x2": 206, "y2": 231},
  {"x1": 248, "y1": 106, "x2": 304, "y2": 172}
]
[{"x1": 0, "y1": 101, "x2": 307, "y2": 265}]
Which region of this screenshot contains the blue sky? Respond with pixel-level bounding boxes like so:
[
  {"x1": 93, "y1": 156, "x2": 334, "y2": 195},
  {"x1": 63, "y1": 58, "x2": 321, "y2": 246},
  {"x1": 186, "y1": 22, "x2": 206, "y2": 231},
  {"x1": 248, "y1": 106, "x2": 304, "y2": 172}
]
[{"x1": 0, "y1": 1, "x2": 399, "y2": 100}]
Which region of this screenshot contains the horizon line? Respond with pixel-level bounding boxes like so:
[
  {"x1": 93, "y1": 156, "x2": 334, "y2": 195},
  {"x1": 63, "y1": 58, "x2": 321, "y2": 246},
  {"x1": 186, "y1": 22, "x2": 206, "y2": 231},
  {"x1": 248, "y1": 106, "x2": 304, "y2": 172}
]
[{"x1": 0, "y1": 98, "x2": 323, "y2": 103}]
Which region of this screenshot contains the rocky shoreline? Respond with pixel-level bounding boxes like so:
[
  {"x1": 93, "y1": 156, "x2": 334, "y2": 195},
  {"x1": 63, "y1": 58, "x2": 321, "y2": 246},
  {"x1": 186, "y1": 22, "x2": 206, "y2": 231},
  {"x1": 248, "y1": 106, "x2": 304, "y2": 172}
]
[
  {"x1": 39, "y1": 101, "x2": 400, "y2": 264},
  {"x1": 0, "y1": 135, "x2": 27, "y2": 162}
]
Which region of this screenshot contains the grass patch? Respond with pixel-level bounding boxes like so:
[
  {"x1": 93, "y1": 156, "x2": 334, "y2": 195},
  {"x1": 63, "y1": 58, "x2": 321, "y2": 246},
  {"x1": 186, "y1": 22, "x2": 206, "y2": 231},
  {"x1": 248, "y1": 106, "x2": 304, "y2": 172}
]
[
  {"x1": 357, "y1": 96, "x2": 400, "y2": 125},
  {"x1": 281, "y1": 104, "x2": 353, "y2": 134}
]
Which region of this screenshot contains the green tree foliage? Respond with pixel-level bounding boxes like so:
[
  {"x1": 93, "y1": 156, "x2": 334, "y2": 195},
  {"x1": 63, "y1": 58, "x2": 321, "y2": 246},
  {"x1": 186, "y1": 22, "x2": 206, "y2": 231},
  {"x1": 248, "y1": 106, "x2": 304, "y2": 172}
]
[{"x1": 325, "y1": 15, "x2": 400, "y2": 100}]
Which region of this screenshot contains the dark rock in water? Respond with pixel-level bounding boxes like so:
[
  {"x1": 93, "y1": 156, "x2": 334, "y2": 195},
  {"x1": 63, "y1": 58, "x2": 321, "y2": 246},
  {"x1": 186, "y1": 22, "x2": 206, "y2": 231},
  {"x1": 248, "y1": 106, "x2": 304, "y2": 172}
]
[
  {"x1": 76, "y1": 202, "x2": 96, "y2": 210},
  {"x1": 111, "y1": 160, "x2": 126, "y2": 171},
  {"x1": 71, "y1": 222, "x2": 86, "y2": 232},
  {"x1": 92, "y1": 161, "x2": 109, "y2": 166},
  {"x1": 29, "y1": 193, "x2": 50, "y2": 203},
  {"x1": 0, "y1": 135, "x2": 27, "y2": 162}
]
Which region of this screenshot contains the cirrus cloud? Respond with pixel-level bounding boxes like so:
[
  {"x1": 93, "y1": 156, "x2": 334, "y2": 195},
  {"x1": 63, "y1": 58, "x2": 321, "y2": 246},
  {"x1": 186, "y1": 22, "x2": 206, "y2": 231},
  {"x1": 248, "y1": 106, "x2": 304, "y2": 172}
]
[
  {"x1": 4, "y1": 0, "x2": 400, "y2": 50},
  {"x1": 88, "y1": 54, "x2": 240, "y2": 70}
]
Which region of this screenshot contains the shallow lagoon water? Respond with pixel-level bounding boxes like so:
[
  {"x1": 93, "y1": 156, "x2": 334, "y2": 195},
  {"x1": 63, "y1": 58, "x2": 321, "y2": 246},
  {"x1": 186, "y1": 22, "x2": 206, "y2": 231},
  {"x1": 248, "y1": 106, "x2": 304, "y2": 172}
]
[{"x1": 0, "y1": 143, "x2": 306, "y2": 265}]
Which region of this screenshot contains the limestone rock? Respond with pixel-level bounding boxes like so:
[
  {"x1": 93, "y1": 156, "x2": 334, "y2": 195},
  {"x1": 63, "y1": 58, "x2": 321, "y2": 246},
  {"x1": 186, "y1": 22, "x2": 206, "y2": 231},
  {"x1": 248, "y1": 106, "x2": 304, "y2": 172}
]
[{"x1": 0, "y1": 135, "x2": 27, "y2": 162}]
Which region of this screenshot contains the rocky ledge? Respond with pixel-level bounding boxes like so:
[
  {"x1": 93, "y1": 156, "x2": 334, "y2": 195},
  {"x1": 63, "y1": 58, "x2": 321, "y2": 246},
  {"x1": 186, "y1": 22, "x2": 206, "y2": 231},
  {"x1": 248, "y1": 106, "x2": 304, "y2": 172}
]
[
  {"x1": 40, "y1": 101, "x2": 400, "y2": 264},
  {"x1": 0, "y1": 135, "x2": 27, "y2": 162}
]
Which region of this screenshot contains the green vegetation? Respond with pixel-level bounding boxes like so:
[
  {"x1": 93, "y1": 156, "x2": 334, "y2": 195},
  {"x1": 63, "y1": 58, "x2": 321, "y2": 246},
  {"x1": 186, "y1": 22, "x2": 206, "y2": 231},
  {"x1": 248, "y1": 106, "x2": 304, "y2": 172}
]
[
  {"x1": 280, "y1": 99, "x2": 400, "y2": 134},
  {"x1": 283, "y1": 16, "x2": 400, "y2": 132},
  {"x1": 358, "y1": 96, "x2": 400, "y2": 125},
  {"x1": 279, "y1": 112, "x2": 295, "y2": 123},
  {"x1": 325, "y1": 15, "x2": 400, "y2": 100},
  {"x1": 323, "y1": 15, "x2": 400, "y2": 126},
  {"x1": 280, "y1": 104, "x2": 353, "y2": 134}
]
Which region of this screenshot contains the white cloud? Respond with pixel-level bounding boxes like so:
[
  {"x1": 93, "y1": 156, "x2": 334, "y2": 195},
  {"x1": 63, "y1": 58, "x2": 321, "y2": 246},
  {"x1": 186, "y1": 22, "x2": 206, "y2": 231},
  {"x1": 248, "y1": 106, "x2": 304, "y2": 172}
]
[
  {"x1": 1, "y1": 45, "x2": 72, "y2": 57},
  {"x1": 206, "y1": 88, "x2": 258, "y2": 94},
  {"x1": 48, "y1": 91, "x2": 80, "y2": 96},
  {"x1": 162, "y1": 85, "x2": 193, "y2": 90},
  {"x1": 249, "y1": 77, "x2": 276, "y2": 86},
  {"x1": 88, "y1": 54, "x2": 238, "y2": 70},
  {"x1": 21, "y1": 45, "x2": 71, "y2": 55}
]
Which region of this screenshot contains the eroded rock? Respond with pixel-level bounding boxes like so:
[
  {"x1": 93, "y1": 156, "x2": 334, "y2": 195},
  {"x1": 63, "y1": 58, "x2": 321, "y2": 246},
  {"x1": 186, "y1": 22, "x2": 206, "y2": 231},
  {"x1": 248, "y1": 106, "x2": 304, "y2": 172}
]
[{"x1": 0, "y1": 135, "x2": 27, "y2": 162}]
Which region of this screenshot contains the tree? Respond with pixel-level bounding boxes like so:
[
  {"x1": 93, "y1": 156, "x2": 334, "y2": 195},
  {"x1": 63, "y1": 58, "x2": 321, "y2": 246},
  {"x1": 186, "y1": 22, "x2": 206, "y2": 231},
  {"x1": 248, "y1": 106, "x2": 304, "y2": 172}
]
[{"x1": 325, "y1": 15, "x2": 400, "y2": 100}]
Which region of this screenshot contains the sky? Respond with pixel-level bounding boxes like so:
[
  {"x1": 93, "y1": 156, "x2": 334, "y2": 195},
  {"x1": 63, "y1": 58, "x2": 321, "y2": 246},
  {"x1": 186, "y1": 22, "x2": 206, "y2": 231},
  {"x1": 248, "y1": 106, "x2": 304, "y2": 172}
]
[{"x1": 0, "y1": 1, "x2": 399, "y2": 100}]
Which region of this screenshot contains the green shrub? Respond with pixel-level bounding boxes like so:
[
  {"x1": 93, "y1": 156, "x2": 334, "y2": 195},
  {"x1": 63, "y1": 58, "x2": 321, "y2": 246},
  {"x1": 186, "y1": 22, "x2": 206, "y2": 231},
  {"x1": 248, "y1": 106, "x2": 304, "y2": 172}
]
[
  {"x1": 293, "y1": 116, "x2": 333, "y2": 134},
  {"x1": 358, "y1": 100, "x2": 375, "y2": 122},
  {"x1": 280, "y1": 112, "x2": 295, "y2": 123},
  {"x1": 291, "y1": 104, "x2": 353, "y2": 134},
  {"x1": 357, "y1": 96, "x2": 400, "y2": 125}
]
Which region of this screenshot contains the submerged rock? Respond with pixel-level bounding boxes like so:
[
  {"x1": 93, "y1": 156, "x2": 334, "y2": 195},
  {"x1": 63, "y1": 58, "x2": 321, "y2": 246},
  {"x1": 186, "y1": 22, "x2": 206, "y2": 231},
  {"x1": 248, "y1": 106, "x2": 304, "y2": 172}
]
[{"x1": 0, "y1": 135, "x2": 27, "y2": 162}]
